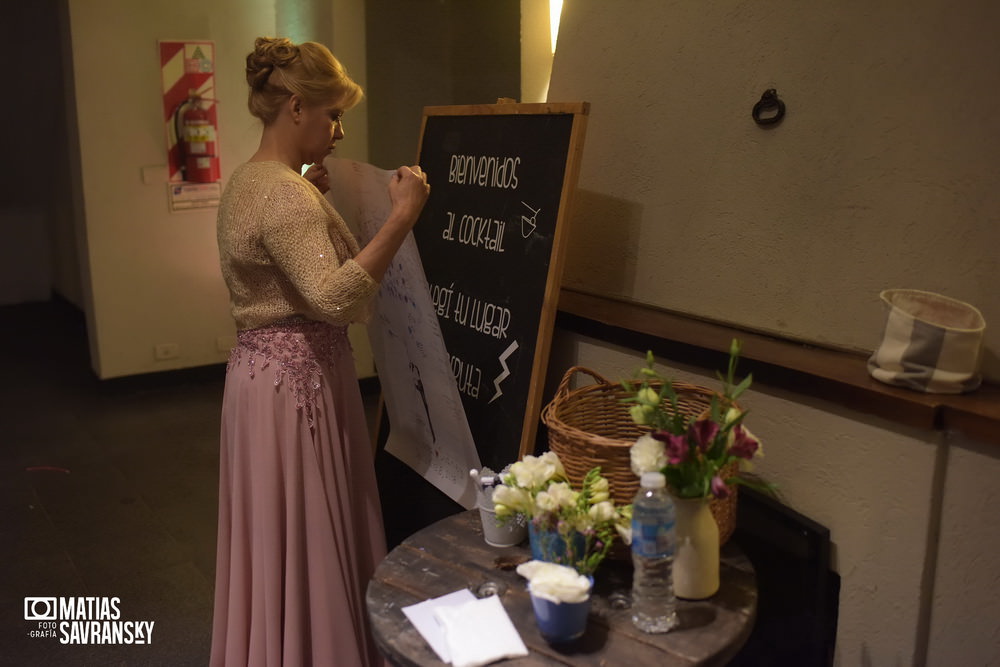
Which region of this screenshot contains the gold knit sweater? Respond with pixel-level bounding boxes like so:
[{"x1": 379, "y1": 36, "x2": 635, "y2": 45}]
[{"x1": 217, "y1": 161, "x2": 378, "y2": 331}]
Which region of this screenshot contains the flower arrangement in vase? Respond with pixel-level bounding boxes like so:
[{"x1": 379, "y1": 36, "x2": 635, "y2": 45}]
[
  {"x1": 492, "y1": 451, "x2": 630, "y2": 576},
  {"x1": 624, "y1": 338, "x2": 771, "y2": 598},
  {"x1": 624, "y1": 338, "x2": 767, "y2": 500}
]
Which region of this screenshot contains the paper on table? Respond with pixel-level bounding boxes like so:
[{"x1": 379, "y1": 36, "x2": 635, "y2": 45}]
[
  {"x1": 433, "y1": 595, "x2": 529, "y2": 667},
  {"x1": 401, "y1": 589, "x2": 477, "y2": 663}
]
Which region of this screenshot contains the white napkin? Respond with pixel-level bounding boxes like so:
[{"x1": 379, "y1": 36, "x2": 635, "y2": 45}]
[
  {"x1": 433, "y1": 595, "x2": 529, "y2": 667},
  {"x1": 402, "y1": 589, "x2": 477, "y2": 662}
]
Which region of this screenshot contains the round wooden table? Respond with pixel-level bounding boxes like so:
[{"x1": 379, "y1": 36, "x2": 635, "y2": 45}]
[{"x1": 366, "y1": 510, "x2": 757, "y2": 666}]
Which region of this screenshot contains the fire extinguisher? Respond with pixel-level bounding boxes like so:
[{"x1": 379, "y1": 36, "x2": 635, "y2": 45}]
[{"x1": 174, "y1": 91, "x2": 220, "y2": 183}]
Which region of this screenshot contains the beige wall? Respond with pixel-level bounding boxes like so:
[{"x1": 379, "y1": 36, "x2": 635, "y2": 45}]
[
  {"x1": 365, "y1": 0, "x2": 521, "y2": 170},
  {"x1": 550, "y1": 0, "x2": 999, "y2": 383},
  {"x1": 67, "y1": 0, "x2": 272, "y2": 378},
  {"x1": 927, "y1": 432, "x2": 1000, "y2": 665},
  {"x1": 65, "y1": 0, "x2": 378, "y2": 378},
  {"x1": 520, "y1": 0, "x2": 554, "y2": 103},
  {"x1": 545, "y1": 1, "x2": 1000, "y2": 664}
]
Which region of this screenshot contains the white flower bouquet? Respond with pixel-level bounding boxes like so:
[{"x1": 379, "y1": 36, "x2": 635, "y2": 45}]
[{"x1": 492, "y1": 452, "x2": 630, "y2": 575}]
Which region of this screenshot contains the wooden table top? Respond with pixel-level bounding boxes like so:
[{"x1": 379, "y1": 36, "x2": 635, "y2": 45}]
[{"x1": 366, "y1": 510, "x2": 757, "y2": 666}]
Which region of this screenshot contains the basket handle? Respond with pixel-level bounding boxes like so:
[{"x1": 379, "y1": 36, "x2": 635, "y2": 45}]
[{"x1": 554, "y1": 366, "x2": 613, "y2": 399}]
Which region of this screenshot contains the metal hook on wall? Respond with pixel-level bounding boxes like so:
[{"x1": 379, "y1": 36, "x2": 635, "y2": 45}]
[{"x1": 752, "y1": 89, "x2": 786, "y2": 126}]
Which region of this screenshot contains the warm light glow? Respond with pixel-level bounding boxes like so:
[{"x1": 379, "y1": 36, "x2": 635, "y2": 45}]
[{"x1": 550, "y1": 0, "x2": 563, "y2": 54}]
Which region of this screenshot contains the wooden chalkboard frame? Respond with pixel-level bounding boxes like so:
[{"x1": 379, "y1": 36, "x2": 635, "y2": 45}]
[{"x1": 413, "y1": 101, "x2": 589, "y2": 467}]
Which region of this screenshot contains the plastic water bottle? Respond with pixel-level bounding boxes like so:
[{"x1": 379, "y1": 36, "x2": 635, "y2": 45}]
[{"x1": 631, "y1": 471, "x2": 678, "y2": 633}]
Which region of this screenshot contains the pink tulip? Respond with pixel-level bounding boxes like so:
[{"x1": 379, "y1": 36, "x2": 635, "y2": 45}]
[
  {"x1": 711, "y1": 475, "x2": 731, "y2": 498},
  {"x1": 729, "y1": 425, "x2": 760, "y2": 459},
  {"x1": 663, "y1": 433, "x2": 689, "y2": 465},
  {"x1": 690, "y1": 419, "x2": 720, "y2": 452}
]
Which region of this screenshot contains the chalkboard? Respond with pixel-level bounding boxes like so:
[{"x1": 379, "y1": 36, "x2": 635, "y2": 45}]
[{"x1": 412, "y1": 102, "x2": 589, "y2": 471}]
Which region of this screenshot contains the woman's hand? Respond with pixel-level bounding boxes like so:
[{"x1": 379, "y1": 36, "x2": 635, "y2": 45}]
[
  {"x1": 354, "y1": 165, "x2": 431, "y2": 283},
  {"x1": 387, "y1": 165, "x2": 430, "y2": 230},
  {"x1": 303, "y1": 163, "x2": 330, "y2": 194}
]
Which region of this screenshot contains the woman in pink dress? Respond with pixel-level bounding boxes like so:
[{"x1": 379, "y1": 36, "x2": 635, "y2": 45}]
[{"x1": 211, "y1": 36, "x2": 429, "y2": 666}]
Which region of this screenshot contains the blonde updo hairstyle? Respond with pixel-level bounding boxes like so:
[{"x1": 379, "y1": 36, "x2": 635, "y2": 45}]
[{"x1": 245, "y1": 36, "x2": 363, "y2": 125}]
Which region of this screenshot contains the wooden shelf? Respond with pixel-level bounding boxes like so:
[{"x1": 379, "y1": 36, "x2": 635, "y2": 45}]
[{"x1": 556, "y1": 288, "x2": 1000, "y2": 446}]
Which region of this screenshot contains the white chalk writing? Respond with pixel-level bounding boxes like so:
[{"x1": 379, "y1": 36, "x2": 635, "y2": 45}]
[
  {"x1": 448, "y1": 154, "x2": 520, "y2": 189},
  {"x1": 451, "y1": 354, "x2": 482, "y2": 399},
  {"x1": 441, "y1": 210, "x2": 506, "y2": 253},
  {"x1": 430, "y1": 283, "x2": 511, "y2": 340}
]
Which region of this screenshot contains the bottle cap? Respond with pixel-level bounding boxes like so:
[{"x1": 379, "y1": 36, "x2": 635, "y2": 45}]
[{"x1": 640, "y1": 471, "x2": 666, "y2": 488}]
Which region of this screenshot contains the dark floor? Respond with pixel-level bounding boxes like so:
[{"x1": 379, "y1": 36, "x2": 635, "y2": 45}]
[
  {"x1": 0, "y1": 298, "x2": 221, "y2": 666},
  {"x1": 0, "y1": 298, "x2": 460, "y2": 667}
]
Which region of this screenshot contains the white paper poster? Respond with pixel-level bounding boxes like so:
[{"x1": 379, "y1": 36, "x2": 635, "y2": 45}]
[{"x1": 326, "y1": 158, "x2": 480, "y2": 508}]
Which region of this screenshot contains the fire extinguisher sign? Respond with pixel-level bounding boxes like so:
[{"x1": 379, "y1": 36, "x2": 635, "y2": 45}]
[{"x1": 159, "y1": 40, "x2": 221, "y2": 192}]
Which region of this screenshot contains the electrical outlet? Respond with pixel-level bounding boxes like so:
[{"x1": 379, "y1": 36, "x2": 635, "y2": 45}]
[{"x1": 154, "y1": 343, "x2": 180, "y2": 360}]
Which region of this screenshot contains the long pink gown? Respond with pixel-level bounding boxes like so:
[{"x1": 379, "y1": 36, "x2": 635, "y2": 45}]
[{"x1": 210, "y1": 319, "x2": 386, "y2": 666}]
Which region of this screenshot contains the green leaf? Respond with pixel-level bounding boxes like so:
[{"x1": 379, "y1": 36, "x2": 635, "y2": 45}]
[
  {"x1": 710, "y1": 397, "x2": 722, "y2": 423},
  {"x1": 706, "y1": 434, "x2": 727, "y2": 460},
  {"x1": 731, "y1": 373, "x2": 753, "y2": 399},
  {"x1": 661, "y1": 382, "x2": 678, "y2": 402},
  {"x1": 729, "y1": 475, "x2": 778, "y2": 495}
]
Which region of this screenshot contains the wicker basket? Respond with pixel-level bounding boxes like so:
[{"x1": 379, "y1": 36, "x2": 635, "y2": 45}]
[{"x1": 540, "y1": 366, "x2": 738, "y2": 545}]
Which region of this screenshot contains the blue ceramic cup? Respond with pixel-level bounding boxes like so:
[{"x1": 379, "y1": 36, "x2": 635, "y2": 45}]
[
  {"x1": 529, "y1": 576, "x2": 592, "y2": 644},
  {"x1": 529, "y1": 593, "x2": 591, "y2": 643}
]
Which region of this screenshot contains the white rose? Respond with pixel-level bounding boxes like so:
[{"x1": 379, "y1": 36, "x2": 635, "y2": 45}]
[
  {"x1": 516, "y1": 561, "x2": 592, "y2": 603},
  {"x1": 510, "y1": 454, "x2": 556, "y2": 489},
  {"x1": 491, "y1": 485, "x2": 531, "y2": 516},
  {"x1": 536, "y1": 482, "x2": 578, "y2": 512},
  {"x1": 588, "y1": 500, "x2": 616, "y2": 524},
  {"x1": 538, "y1": 451, "x2": 567, "y2": 479},
  {"x1": 630, "y1": 434, "x2": 667, "y2": 475},
  {"x1": 534, "y1": 490, "x2": 560, "y2": 513}
]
